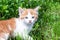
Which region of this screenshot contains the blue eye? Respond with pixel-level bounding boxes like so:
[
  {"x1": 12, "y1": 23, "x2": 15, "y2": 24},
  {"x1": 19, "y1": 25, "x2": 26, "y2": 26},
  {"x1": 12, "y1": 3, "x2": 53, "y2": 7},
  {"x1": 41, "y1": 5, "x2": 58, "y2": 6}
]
[
  {"x1": 25, "y1": 17, "x2": 28, "y2": 19},
  {"x1": 32, "y1": 16, "x2": 34, "y2": 18}
]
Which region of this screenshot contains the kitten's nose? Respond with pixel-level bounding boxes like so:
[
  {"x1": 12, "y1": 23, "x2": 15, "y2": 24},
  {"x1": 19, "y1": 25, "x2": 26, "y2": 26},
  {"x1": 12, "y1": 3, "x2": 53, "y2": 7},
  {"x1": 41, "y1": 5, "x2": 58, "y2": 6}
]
[{"x1": 29, "y1": 20, "x2": 31, "y2": 23}]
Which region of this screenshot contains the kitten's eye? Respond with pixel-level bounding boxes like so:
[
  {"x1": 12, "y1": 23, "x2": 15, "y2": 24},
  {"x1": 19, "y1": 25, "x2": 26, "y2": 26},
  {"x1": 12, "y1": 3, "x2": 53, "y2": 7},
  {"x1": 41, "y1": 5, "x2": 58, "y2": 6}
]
[
  {"x1": 25, "y1": 17, "x2": 28, "y2": 19},
  {"x1": 32, "y1": 16, "x2": 34, "y2": 18}
]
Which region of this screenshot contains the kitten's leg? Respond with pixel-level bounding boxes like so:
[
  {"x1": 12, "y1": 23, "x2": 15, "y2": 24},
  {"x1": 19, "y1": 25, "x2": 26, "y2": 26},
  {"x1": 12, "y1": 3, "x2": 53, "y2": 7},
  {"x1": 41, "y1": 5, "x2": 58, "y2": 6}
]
[
  {"x1": 0, "y1": 37, "x2": 6, "y2": 40},
  {"x1": 0, "y1": 33, "x2": 9, "y2": 40},
  {"x1": 4, "y1": 33, "x2": 9, "y2": 40}
]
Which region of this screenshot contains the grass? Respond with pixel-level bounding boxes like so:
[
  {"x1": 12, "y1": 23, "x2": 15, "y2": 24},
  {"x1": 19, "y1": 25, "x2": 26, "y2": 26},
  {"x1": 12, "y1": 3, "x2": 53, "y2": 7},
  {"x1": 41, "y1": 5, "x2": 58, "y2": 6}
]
[{"x1": 0, "y1": 0, "x2": 60, "y2": 40}]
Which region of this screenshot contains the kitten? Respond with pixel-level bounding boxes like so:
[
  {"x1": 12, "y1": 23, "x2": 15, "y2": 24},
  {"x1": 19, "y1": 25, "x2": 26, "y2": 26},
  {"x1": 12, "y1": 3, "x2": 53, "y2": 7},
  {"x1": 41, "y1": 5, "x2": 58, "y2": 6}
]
[{"x1": 0, "y1": 6, "x2": 39, "y2": 40}]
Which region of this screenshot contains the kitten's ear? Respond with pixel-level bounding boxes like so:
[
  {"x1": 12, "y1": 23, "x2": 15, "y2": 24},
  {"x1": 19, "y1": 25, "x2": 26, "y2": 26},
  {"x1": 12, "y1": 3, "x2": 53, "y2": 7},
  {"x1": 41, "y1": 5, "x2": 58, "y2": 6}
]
[
  {"x1": 19, "y1": 7, "x2": 24, "y2": 15},
  {"x1": 34, "y1": 6, "x2": 40, "y2": 12}
]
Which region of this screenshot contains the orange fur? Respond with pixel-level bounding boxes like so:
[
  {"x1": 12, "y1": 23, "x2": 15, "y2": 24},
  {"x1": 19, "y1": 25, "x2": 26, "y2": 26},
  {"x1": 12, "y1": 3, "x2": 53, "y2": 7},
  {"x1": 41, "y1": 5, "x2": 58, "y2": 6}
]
[{"x1": 0, "y1": 18, "x2": 16, "y2": 38}]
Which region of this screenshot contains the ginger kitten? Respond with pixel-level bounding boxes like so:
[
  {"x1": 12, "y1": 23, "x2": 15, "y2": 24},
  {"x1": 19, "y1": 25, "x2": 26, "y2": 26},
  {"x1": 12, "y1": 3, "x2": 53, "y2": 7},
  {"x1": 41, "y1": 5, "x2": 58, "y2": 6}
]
[{"x1": 0, "y1": 6, "x2": 39, "y2": 40}]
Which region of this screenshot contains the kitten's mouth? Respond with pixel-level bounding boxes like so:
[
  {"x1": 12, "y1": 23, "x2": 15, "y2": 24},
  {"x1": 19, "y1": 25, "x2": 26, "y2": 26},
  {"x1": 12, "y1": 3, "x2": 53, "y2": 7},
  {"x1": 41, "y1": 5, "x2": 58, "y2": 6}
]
[
  {"x1": 26, "y1": 22, "x2": 32, "y2": 24},
  {"x1": 29, "y1": 22, "x2": 31, "y2": 23},
  {"x1": 29, "y1": 20, "x2": 32, "y2": 23}
]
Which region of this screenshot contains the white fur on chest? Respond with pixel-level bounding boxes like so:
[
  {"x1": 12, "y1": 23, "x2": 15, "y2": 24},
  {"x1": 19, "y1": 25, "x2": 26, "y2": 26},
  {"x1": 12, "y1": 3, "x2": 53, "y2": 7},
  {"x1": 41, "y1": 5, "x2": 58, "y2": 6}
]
[{"x1": 14, "y1": 18, "x2": 33, "y2": 36}]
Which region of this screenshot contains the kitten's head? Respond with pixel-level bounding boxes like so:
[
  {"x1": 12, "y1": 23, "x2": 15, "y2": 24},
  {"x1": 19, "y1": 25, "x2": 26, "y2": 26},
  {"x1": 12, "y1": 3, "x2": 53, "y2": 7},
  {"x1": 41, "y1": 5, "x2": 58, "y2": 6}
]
[{"x1": 19, "y1": 6, "x2": 40, "y2": 25}]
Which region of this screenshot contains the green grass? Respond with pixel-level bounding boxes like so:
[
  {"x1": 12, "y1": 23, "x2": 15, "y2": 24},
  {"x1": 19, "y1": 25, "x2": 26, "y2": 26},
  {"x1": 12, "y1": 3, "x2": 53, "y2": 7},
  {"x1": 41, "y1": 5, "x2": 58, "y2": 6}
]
[{"x1": 0, "y1": 0, "x2": 60, "y2": 40}]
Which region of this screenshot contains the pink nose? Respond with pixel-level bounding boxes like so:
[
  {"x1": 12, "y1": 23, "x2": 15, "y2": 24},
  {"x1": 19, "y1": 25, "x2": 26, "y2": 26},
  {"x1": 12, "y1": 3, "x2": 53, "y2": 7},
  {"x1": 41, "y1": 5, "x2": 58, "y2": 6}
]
[{"x1": 29, "y1": 20, "x2": 31, "y2": 23}]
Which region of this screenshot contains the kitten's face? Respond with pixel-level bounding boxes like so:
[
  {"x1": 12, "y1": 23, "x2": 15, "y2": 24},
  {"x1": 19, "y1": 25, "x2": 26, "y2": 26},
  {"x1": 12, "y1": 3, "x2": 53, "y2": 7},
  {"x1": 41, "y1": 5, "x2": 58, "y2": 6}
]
[
  {"x1": 22, "y1": 9, "x2": 38, "y2": 24},
  {"x1": 19, "y1": 6, "x2": 39, "y2": 24}
]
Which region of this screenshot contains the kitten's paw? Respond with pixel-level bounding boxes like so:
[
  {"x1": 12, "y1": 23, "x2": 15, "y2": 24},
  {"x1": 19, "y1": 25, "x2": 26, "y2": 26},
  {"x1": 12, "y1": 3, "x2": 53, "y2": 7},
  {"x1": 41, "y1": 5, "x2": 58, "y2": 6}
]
[
  {"x1": 24, "y1": 36, "x2": 33, "y2": 40},
  {"x1": 0, "y1": 38, "x2": 6, "y2": 40},
  {"x1": 28, "y1": 36, "x2": 33, "y2": 40}
]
